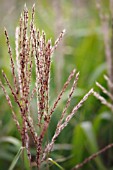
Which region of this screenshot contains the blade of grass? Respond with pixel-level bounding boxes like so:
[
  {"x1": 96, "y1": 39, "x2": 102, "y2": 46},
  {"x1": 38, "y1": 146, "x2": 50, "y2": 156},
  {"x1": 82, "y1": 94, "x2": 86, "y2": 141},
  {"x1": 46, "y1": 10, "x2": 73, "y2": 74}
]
[
  {"x1": 48, "y1": 158, "x2": 65, "y2": 170},
  {"x1": 8, "y1": 146, "x2": 24, "y2": 170},
  {"x1": 0, "y1": 136, "x2": 21, "y2": 148}
]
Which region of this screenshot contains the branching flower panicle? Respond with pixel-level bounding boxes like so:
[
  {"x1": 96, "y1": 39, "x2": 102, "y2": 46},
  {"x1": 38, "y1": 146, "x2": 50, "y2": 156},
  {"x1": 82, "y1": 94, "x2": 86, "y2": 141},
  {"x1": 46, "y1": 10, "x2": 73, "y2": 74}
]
[{"x1": 0, "y1": 4, "x2": 93, "y2": 169}]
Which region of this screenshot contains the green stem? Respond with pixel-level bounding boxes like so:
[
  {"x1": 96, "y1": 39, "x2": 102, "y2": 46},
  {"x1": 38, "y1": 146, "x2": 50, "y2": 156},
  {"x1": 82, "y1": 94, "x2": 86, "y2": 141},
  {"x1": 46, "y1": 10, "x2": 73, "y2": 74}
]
[{"x1": 48, "y1": 158, "x2": 65, "y2": 170}]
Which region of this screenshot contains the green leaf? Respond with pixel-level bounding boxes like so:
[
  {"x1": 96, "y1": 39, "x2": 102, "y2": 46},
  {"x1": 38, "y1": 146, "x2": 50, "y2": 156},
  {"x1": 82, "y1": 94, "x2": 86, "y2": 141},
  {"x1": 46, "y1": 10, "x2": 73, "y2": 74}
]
[
  {"x1": 0, "y1": 136, "x2": 21, "y2": 148},
  {"x1": 93, "y1": 112, "x2": 112, "y2": 133},
  {"x1": 0, "y1": 148, "x2": 14, "y2": 161},
  {"x1": 8, "y1": 146, "x2": 24, "y2": 170},
  {"x1": 89, "y1": 63, "x2": 106, "y2": 85},
  {"x1": 72, "y1": 121, "x2": 106, "y2": 170}
]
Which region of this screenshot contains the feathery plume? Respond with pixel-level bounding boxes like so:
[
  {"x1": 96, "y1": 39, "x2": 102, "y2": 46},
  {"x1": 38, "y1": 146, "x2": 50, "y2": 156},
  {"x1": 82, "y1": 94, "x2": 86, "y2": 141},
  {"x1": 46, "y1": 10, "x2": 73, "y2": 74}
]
[{"x1": 1, "y1": 4, "x2": 92, "y2": 169}]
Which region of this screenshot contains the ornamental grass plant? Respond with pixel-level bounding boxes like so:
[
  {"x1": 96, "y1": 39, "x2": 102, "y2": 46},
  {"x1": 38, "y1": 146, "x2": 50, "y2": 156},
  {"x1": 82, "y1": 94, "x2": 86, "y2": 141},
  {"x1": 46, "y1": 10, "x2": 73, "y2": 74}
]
[{"x1": 0, "y1": 4, "x2": 93, "y2": 170}]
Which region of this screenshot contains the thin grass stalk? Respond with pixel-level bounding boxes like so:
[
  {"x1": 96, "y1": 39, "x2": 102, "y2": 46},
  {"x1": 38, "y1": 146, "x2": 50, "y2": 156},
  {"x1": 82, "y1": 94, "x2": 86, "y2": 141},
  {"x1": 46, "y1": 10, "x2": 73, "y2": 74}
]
[
  {"x1": 58, "y1": 72, "x2": 79, "y2": 125},
  {"x1": 49, "y1": 69, "x2": 76, "y2": 119},
  {"x1": 37, "y1": 69, "x2": 77, "y2": 164},
  {"x1": 51, "y1": 29, "x2": 65, "y2": 53},
  {"x1": 4, "y1": 28, "x2": 18, "y2": 94},
  {"x1": 96, "y1": 81, "x2": 113, "y2": 100},
  {"x1": 2, "y1": 70, "x2": 22, "y2": 110},
  {"x1": 71, "y1": 143, "x2": 113, "y2": 170},
  {"x1": 93, "y1": 91, "x2": 113, "y2": 111},
  {"x1": 2, "y1": 70, "x2": 37, "y2": 144},
  {"x1": 104, "y1": 75, "x2": 113, "y2": 89},
  {"x1": 42, "y1": 89, "x2": 93, "y2": 161},
  {"x1": 0, "y1": 80, "x2": 21, "y2": 133},
  {"x1": 96, "y1": 0, "x2": 113, "y2": 95},
  {"x1": 96, "y1": 0, "x2": 111, "y2": 77}
]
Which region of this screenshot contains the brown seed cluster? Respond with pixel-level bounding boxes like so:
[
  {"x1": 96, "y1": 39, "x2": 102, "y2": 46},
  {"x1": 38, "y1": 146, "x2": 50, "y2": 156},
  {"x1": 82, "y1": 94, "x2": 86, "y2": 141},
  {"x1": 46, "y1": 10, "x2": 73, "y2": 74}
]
[{"x1": 0, "y1": 4, "x2": 93, "y2": 169}]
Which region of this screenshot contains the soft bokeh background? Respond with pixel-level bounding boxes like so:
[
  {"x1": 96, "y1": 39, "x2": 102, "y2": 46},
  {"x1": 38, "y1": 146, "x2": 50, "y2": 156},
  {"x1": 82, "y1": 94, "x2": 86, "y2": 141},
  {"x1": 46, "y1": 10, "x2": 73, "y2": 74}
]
[{"x1": 0, "y1": 0, "x2": 113, "y2": 170}]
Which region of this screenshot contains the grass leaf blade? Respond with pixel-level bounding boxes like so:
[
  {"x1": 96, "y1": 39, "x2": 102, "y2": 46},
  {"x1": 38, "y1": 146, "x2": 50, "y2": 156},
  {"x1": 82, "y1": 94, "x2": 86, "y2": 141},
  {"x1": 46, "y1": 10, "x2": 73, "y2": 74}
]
[{"x1": 8, "y1": 146, "x2": 24, "y2": 170}]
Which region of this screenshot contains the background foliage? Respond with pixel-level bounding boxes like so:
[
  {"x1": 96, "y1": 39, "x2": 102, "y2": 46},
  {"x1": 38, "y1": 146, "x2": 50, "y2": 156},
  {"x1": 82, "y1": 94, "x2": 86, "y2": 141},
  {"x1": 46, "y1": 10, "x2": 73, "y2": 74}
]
[{"x1": 0, "y1": 0, "x2": 112, "y2": 170}]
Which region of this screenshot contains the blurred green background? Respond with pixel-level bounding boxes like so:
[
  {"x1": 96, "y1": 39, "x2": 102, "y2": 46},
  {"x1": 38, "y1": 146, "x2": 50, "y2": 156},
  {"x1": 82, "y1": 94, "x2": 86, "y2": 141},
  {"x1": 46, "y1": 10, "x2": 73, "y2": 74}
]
[{"x1": 0, "y1": 0, "x2": 113, "y2": 170}]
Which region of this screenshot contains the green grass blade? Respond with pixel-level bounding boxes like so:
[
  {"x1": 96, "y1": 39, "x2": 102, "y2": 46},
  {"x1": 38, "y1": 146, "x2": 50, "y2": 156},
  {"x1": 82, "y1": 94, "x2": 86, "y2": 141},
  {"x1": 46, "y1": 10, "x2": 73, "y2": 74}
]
[
  {"x1": 48, "y1": 158, "x2": 65, "y2": 170},
  {"x1": 0, "y1": 136, "x2": 21, "y2": 148},
  {"x1": 8, "y1": 146, "x2": 24, "y2": 170},
  {"x1": 72, "y1": 121, "x2": 106, "y2": 170}
]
